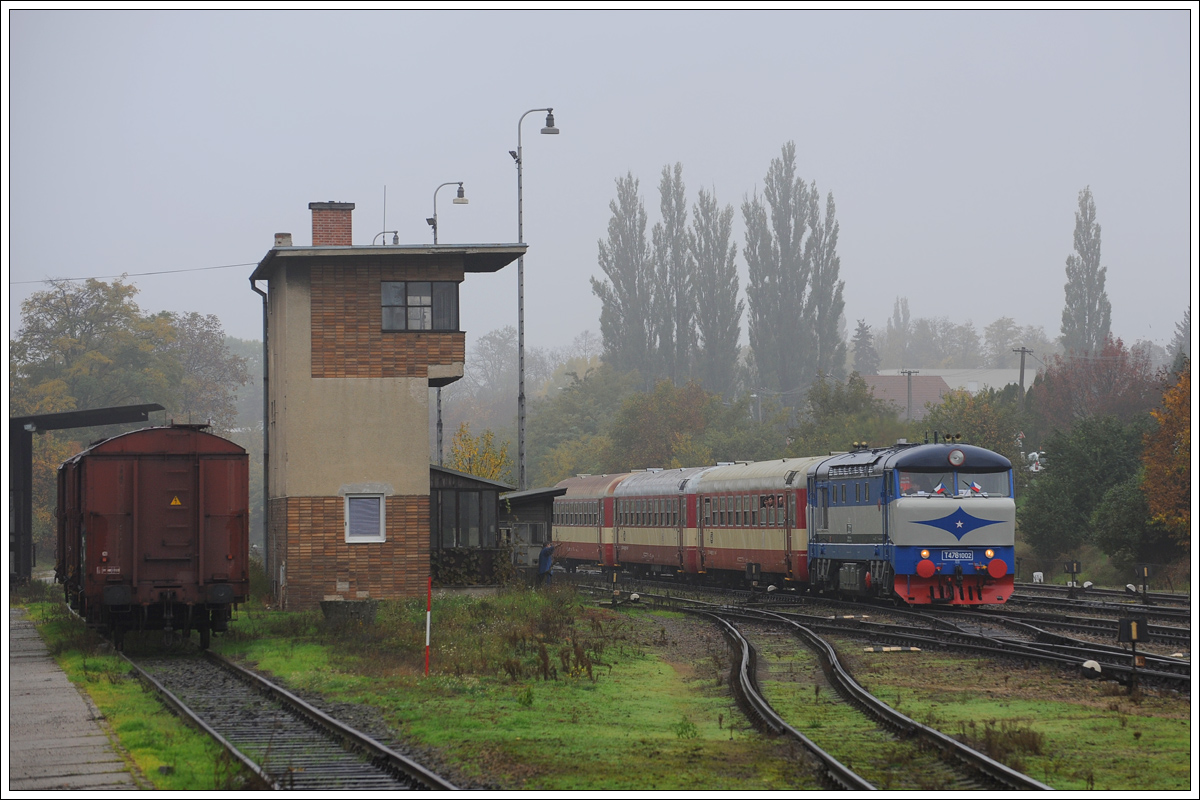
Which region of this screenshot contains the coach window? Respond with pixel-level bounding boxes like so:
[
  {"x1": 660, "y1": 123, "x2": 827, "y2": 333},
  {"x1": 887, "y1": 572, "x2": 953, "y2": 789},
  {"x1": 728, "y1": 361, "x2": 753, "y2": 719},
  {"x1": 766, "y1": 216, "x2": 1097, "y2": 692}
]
[
  {"x1": 382, "y1": 281, "x2": 459, "y2": 331},
  {"x1": 345, "y1": 494, "x2": 385, "y2": 543},
  {"x1": 704, "y1": 497, "x2": 711, "y2": 526}
]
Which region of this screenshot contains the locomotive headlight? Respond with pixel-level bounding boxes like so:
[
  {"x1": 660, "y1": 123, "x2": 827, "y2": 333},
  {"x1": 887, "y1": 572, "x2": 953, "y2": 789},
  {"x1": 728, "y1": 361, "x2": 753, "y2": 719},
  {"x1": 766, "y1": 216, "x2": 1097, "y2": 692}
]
[
  {"x1": 948, "y1": 448, "x2": 965, "y2": 467},
  {"x1": 985, "y1": 549, "x2": 995, "y2": 559},
  {"x1": 920, "y1": 549, "x2": 930, "y2": 559}
]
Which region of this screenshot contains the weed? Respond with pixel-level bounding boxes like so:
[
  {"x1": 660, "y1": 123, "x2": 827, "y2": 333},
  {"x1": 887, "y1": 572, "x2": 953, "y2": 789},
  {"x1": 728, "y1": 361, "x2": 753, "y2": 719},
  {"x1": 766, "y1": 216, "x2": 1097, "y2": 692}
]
[
  {"x1": 672, "y1": 715, "x2": 699, "y2": 740},
  {"x1": 956, "y1": 718, "x2": 1045, "y2": 762},
  {"x1": 517, "y1": 685, "x2": 534, "y2": 707}
]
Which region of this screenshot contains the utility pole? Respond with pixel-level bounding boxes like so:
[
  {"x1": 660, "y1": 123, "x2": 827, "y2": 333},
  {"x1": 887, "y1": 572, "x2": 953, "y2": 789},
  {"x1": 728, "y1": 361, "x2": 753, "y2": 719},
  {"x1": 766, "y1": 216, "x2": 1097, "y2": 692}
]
[
  {"x1": 1013, "y1": 347, "x2": 1033, "y2": 410},
  {"x1": 900, "y1": 369, "x2": 919, "y2": 421}
]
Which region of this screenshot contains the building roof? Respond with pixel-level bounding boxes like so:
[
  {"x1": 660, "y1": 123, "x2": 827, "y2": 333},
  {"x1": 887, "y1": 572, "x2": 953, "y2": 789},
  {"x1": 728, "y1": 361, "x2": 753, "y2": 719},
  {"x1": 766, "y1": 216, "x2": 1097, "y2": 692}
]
[
  {"x1": 250, "y1": 243, "x2": 527, "y2": 282},
  {"x1": 861, "y1": 375, "x2": 953, "y2": 420},
  {"x1": 876, "y1": 368, "x2": 1024, "y2": 393},
  {"x1": 500, "y1": 486, "x2": 569, "y2": 503},
  {"x1": 430, "y1": 465, "x2": 515, "y2": 492}
]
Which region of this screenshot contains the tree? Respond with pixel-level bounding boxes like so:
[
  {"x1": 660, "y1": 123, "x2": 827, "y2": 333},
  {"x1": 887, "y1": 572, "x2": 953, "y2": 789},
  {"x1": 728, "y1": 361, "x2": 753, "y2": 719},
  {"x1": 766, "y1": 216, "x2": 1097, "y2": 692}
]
[
  {"x1": 445, "y1": 423, "x2": 513, "y2": 483},
  {"x1": 1169, "y1": 307, "x2": 1190, "y2": 372},
  {"x1": 1141, "y1": 363, "x2": 1189, "y2": 550},
  {"x1": 11, "y1": 278, "x2": 178, "y2": 414},
  {"x1": 166, "y1": 312, "x2": 249, "y2": 434},
  {"x1": 651, "y1": 163, "x2": 695, "y2": 384},
  {"x1": 1017, "y1": 416, "x2": 1149, "y2": 560},
  {"x1": 805, "y1": 189, "x2": 847, "y2": 379},
  {"x1": 690, "y1": 186, "x2": 742, "y2": 398},
  {"x1": 921, "y1": 386, "x2": 1026, "y2": 488},
  {"x1": 526, "y1": 363, "x2": 640, "y2": 487},
  {"x1": 851, "y1": 320, "x2": 881, "y2": 376},
  {"x1": 604, "y1": 380, "x2": 785, "y2": 471},
  {"x1": 789, "y1": 373, "x2": 906, "y2": 456},
  {"x1": 1027, "y1": 335, "x2": 1160, "y2": 438},
  {"x1": 983, "y1": 317, "x2": 1058, "y2": 369},
  {"x1": 1060, "y1": 186, "x2": 1111, "y2": 355},
  {"x1": 743, "y1": 141, "x2": 813, "y2": 405},
  {"x1": 592, "y1": 173, "x2": 655, "y2": 381},
  {"x1": 1092, "y1": 474, "x2": 1181, "y2": 570},
  {"x1": 605, "y1": 381, "x2": 720, "y2": 471},
  {"x1": 877, "y1": 296, "x2": 912, "y2": 368}
]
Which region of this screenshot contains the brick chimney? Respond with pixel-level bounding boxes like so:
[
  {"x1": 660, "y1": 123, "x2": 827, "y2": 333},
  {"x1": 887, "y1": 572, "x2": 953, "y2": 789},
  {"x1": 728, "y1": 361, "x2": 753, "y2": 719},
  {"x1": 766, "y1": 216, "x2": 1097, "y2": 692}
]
[{"x1": 309, "y1": 201, "x2": 355, "y2": 246}]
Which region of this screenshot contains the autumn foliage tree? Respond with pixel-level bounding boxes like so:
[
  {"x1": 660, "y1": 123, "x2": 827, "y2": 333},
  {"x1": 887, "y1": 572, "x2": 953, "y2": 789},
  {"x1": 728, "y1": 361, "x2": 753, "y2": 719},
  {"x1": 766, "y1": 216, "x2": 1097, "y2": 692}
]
[
  {"x1": 11, "y1": 278, "x2": 250, "y2": 557},
  {"x1": 1026, "y1": 335, "x2": 1160, "y2": 439},
  {"x1": 445, "y1": 423, "x2": 513, "y2": 484},
  {"x1": 1142, "y1": 363, "x2": 1190, "y2": 551},
  {"x1": 921, "y1": 385, "x2": 1026, "y2": 487}
]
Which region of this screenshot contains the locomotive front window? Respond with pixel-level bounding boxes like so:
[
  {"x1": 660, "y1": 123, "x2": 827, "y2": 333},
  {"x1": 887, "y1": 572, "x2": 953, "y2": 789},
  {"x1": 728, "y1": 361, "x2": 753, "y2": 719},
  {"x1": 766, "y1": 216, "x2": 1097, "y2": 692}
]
[
  {"x1": 957, "y1": 471, "x2": 1012, "y2": 497},
  {"x1": 897, "y1": 471, "x2": 953, "y2": 495}
]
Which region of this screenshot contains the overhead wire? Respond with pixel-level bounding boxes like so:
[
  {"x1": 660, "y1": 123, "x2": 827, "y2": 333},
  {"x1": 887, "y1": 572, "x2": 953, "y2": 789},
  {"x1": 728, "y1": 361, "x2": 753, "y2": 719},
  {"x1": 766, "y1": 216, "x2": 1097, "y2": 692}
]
[{"x1": 9, "y1": 261, "x2": 259, "y2": 285}]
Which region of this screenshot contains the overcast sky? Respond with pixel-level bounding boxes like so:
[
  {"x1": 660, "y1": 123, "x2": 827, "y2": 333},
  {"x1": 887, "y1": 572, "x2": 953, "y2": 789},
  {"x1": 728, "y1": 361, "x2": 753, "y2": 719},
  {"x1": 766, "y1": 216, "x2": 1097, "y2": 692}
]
[{"x1": 6, "y1": 9, "x2": 1197, "y2": 361}]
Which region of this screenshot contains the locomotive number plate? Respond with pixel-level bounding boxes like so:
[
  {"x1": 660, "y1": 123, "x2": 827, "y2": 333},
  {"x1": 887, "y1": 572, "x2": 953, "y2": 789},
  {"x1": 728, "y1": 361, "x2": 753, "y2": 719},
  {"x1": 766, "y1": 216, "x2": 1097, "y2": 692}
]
[
  {"x1": 941, "y1": 551, "x2": 974, "y2": 561},
  {"x1": 97, "y1": 566, "x2": 121, "y2": 575}
]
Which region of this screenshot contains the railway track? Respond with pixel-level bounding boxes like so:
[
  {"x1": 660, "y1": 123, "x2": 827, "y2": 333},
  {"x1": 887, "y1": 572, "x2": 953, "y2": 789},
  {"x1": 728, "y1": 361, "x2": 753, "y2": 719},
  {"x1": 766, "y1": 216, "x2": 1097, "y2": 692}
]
[
  {"x1": 123, "y1": 648, "x2": 456, "y2": 791},
  {"x1": 703, "y1": 607, "x2": 1052, "y2": 791}
]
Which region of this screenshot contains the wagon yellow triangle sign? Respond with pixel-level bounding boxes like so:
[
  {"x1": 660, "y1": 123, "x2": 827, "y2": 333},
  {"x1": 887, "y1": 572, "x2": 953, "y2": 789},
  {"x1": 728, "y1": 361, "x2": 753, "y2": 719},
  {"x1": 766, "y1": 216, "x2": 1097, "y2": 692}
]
[{"x1": 171, "y1": 496, "x2": 182, "y2": 506}]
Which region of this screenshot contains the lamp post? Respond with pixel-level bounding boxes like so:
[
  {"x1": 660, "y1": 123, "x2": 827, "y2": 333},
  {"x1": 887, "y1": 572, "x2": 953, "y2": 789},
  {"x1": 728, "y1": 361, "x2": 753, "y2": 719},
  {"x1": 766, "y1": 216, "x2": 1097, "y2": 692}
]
[
  {"x1": 427, "y1": 181, "x2": 469, "y2": 466},
  {"x1": 427, "y1": 181, "x2": 468, "y2": 245},
  {"x1": 512, "y1": 107, "x2": 558, "y2": 490}
]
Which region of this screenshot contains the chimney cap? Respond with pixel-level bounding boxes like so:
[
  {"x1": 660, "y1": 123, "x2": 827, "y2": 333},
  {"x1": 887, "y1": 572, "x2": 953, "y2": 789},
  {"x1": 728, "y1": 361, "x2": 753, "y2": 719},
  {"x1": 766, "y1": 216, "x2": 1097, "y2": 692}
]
[{"x1": 309, "y1": 201, "x2": 355, "y2": 211}]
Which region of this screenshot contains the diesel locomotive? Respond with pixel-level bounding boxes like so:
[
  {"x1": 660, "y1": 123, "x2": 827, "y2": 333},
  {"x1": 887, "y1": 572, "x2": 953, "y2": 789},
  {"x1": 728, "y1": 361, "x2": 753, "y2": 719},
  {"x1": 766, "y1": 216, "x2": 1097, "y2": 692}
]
[{"x1": 551, "y1": 440, "x2": 1015, "y2": 605}]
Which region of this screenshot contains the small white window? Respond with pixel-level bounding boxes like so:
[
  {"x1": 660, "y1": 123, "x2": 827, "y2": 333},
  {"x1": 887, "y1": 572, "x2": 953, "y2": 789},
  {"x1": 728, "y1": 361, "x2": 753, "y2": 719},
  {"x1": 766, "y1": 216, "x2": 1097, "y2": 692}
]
[{"x1": 345, "y1": 494, "x2": 385, "y2": 543}]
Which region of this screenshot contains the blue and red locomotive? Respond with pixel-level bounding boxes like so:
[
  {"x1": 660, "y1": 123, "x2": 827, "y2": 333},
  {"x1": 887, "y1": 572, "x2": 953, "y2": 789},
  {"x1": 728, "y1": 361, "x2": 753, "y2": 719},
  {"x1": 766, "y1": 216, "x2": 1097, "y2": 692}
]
[{"x1": 550, "y1": 440, "x2": 1015, "y2": 606}]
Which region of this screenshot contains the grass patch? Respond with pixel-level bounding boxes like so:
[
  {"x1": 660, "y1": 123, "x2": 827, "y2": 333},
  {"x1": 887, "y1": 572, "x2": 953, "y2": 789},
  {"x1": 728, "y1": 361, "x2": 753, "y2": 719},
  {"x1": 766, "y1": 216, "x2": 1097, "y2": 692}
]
[
  {"x1": 10, "y1": 588, "x2": 257, "y2": 790},
  {"x1": 215, "y1": 587, "x2": 817, "y2": 790},
  {"x1": 833, "y1": 636, "x2": 1191, "y2": 790}
]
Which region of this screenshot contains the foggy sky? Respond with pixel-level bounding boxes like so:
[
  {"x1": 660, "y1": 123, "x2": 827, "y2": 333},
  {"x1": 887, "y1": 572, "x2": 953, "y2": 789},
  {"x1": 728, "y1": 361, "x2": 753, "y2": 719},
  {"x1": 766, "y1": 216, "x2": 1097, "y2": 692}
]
[{"x1": 6, "y1": 9, "x2": 1196, "y2": 361}]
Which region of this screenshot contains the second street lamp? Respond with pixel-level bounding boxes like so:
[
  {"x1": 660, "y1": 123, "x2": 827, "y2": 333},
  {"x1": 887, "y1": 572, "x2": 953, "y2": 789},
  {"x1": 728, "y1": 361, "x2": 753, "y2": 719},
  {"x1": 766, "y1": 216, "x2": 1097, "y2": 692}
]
[
  {"x1": 427, "y1": 181, "x2": 468, "y2": 245},
  {"x1": 427, "y1": 181, "x2": 469, "y2": 466},
  {"x1": 512, "y1": 107, "x2": 558, "y2": 490}
]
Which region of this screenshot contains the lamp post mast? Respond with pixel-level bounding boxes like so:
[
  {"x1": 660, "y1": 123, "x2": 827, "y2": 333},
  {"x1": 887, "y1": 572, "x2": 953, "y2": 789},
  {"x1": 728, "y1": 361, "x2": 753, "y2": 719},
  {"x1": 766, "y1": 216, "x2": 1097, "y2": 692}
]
[
  {"x1": 514, "y1": 107, "x2": 557, "y2": 490},
  {"x1": 428, "y1": 181, "x2": 468, "y2": 466}
]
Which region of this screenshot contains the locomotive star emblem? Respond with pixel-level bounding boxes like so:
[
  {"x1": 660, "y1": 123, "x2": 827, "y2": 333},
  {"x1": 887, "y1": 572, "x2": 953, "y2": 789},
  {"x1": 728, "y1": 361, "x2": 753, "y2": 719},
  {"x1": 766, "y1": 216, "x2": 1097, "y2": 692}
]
[{"x1": 913, "y1": 507, "x2": 1001, "y2": 540}]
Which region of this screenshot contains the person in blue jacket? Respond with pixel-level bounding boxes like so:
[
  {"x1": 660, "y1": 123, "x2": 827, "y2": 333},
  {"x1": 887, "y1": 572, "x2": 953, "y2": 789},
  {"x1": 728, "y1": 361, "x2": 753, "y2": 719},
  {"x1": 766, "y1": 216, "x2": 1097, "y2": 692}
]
[{"x1": 537, "y1": 539, "x2": 558, "y2": 588}]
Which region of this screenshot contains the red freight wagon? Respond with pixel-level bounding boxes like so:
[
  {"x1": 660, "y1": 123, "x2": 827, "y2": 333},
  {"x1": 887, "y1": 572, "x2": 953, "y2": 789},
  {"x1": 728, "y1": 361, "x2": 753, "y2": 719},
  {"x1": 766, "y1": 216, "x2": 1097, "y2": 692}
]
[{"x1": 56, "y1": 424, "x2": 249, "y2": 649}]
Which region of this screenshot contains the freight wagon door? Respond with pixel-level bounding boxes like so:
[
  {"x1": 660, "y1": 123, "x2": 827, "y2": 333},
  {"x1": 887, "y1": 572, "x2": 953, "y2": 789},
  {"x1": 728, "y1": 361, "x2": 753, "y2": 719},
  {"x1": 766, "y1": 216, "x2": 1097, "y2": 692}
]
[
  {"x1": 201, "y1": 456, "x2": 248, "y2": 588},
  {"x1": 136, "y1": 456, "x2": 199, "y2": 595}
]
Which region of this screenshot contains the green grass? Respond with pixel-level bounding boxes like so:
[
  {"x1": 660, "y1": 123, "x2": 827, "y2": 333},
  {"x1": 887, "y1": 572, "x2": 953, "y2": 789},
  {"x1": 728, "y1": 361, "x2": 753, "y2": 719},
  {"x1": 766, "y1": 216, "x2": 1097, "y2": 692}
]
[
  {"x1": 216, "y1": 589, "x2": 817, "y2": 790},
  {"x1": 12, "y1": 593, "x2": 257, "y2": 791},
  {"x1": 835, "y1": 639, "x2": 1192, "y2": 791}
]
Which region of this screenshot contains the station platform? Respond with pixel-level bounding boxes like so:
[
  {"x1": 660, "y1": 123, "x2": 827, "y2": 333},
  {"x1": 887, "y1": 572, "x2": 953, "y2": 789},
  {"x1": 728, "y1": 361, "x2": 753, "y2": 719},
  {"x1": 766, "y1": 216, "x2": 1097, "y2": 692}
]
[{"x1": 7, "y1": 607, "x2": 142, "y2": 791}]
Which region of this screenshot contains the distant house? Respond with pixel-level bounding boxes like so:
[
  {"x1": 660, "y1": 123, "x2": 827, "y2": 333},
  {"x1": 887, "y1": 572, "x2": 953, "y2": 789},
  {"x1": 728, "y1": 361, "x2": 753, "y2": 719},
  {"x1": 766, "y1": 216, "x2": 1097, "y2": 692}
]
[
  {"x1": 876, "y1": 368, "x2": 1024, "y2": 395},
  {"x1": 861, "y1": 375, "x2": 952, "y2": 421}
]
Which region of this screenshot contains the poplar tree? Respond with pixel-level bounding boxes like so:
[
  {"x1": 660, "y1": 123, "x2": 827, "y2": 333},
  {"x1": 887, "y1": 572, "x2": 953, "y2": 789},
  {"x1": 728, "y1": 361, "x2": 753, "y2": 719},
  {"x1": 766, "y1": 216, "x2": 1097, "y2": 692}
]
[
  {"x1": 592, "y1": 173, "x2": 655, "y2": 380},
  {"x1": 1060, "y1": 186, "x2": 1111, "y2": 355},
  {"x1": 690, "y1": 186, "x2": 742, "y2": 398},
  {"x1": 742, "y1": 142, "x2": 812, "y2": 405},
  {"x1": 805, "y1": 188, "x2": 847, "y2": 379},
  {"x1": 651, "y1": 163, "x2": 695, "y2": 384}
]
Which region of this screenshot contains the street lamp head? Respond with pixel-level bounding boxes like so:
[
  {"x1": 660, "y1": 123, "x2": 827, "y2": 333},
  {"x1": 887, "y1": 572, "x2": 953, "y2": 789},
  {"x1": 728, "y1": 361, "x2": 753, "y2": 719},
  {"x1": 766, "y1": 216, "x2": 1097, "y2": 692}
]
[
  {"x1": 541, "y1": 110, "x2": 559, "y2": 134},
  {"x1": 453, "y1": 183, "x2": 469, "y2": 205},
  {"x1": 509, "y1": 150, "x2": 519, "y2": 161},
  {"x1": 426, "y1": 217, "x2": 437, "y2": 228}
]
